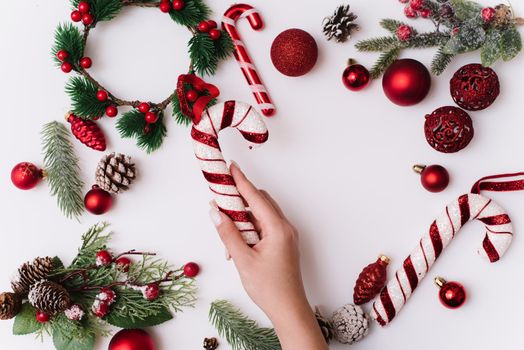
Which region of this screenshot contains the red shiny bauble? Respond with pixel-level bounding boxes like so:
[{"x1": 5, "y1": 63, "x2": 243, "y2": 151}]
[
  {"x1": 186, "y1": 89, "x2": 199, "y2": 102},
  {"x1": 450, "y1": 64, "x2": 500, "y2": 111},
  {"x1": 11, "y1": 162, "x2": 42, "y2": 190},
  {"x1": 71, "y1": 10, "x2": 82, "y2": 22},
  {"x1": 353, "y1": 255, "x2": 390, "y2": 305},
  {"x1": 78, "y1": 1, "x2": 90, "y2": 13},
  {"x1": 116, "y1": 257, "x2": 132, "y2": 272},
  {"x1": 419, "y1": 165, "x2": 450, "y2": 192},
  {"x1": 36, "y1": 311, "x2": 50, "y2": 323},
  {"x1": 79, "y1": 56, "x2": 92, "y2": 69},
  {"x1": 342, "y1": 64, "x2": 370, "y2": 91},
  {"x1": 382, "y1": 59, "x2": 431, "y2": 106},
  {"x1": 198, "y1": 21, "x2": 211, "y2": 33},
  {"x1": 57, "y1": 50, "x2": 69, "y2": 62},
  {"x1": 145, "y1": 111, "x2": 159, "y2": 124},
  {"x1": 109, "y1": 329, "x2": 155, "y2": 350},
  {"x1": 106, "y1": 105, "x2": 118, "y2": 118},
  {"x1": 271, "y1": 28, "x2": 318, "y2": 77},
  {"x1": 138, "y1": 102, "x2": 151, "y2": 113},
  {"x1": 424, "y1": 106, "x2": 474, "y2": 153},
  {"x1": 96, "y1": 90, "x2": 108, "y2": 102},
  {"x1": 183, "y1": 262, "x2": 200, "y2": 277},
  {"x1": 61, "y1": 62, "x2": 73, "y2": 73},
  {"x1": 82, "y1": 13, "x2": 95, "y2": 26},
  {"x1": 436, "y1": 277, "x2": 466, "y2": 309},
  {"x1": 172, "y1": 0, "x2": 185, "y2": 10},
  {"x1": 159, "y1": 1, "x2": 172, "y2": 13},
  {"x1": 209, "y1": 29, "x2": 221, "y2": 41},
  {"x1": 84, "y1": 185, "x2": 113, "y2": 215}
]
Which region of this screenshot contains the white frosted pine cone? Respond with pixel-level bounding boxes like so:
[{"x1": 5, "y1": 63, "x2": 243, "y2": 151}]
[
  {"x1": 331, "y1": 304, "x2": 370, "y2": 344},
  {"x1": 95, "y1": 153, "x2": 136, "y2": 194}
]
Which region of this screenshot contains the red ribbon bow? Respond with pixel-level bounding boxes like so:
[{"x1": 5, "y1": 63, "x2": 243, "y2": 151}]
[
  {"x1": 471, "y1": 172, "x2": 524, "y2": 194},
  {"x1": 177, "y1": 74, "x2": 220, "y2": 125}
]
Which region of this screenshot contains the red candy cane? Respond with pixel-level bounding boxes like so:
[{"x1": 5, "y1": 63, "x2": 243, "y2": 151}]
[
  {"x1": 222, "y1": 4, "x2": 275, "y2": 117},
  {"x1": 192, "y1": 101, "x2": 269, "y2": 245}
]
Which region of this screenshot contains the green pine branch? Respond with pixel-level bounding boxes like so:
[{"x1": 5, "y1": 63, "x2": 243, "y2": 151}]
[
  {"x1": 52, "y1": 23, "x2": 84, "y2": 67},
  {"x1": 41, "y1": 121, "x2": 85, "y2": 219},
  {"x1": 116, "y1": 109, "x2": 167, "y2": 153},
  {"x1": 432, "y1": 46, "x2": 455, "y2": 75},
  {"x1": 209, "y1": 300, "x2": 281, "y2": 350},
  {"x1": 189, "y1": 32, "x2": 218, "y2": 76},
  {"x1": 380, "y1": 19, "x2": 410, "y2": 34},
  {"x1": 355, "y1": 36, "x2": 399, "y2": 52},
  {"x1": 408, "y1": 32, "x2": 449, "y2": 48},
  {"x1": 370, "y1": 47, "x2": 401, "y2": 79},
  {"x1": 70, "y1": 0, "x2": 124, "y2": 23},
  {"x1": 214, "y1": 31, "x2": 235, "y2": 60},
  {"x1": 169, "y1": 0, "x2": 211, "y2": 27},
  {"x1": 66, "y1": 77, "x2": 109, "y2": 119}
]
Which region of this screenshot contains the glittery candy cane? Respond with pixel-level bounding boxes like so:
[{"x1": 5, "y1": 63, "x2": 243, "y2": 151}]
[
  {"x1": 222, "y1": 4, "x2": 275, "y2": 117},
  {"x1": 371, "y1": 193, "x2": 513, "y2": 326},
  {"x1": 192, "y1": 100, "x2": 269, "y2": 245}
]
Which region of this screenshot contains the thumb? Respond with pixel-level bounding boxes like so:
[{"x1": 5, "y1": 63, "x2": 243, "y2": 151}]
[{"x1": 209, "y1": 208, "x2": 252, "y2": 261}]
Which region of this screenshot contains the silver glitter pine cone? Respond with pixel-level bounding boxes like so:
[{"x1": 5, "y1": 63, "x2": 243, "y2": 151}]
[
  {"x1": 95, "y1": 153, "x2": 136, "y2": 194},
  {"x1": 28, "y1": 280, "x2": 72, "y2": 315},
  {"x1": 11, "y1": 257, "x2": 55, "y2": 297},
  {"x1": 322, "y1": 5, "x2": 359, "y2": 43},
  {"x1": 331, "y1": 304, "x2": 370, "y2": 344},
  {"x1": 0, "y1": 292, "x2": 22, "y2": 320}
]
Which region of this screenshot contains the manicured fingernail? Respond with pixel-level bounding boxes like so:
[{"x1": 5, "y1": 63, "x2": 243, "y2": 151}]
[{"x1": 209, "y1": 208, "x2": 222, "y2": 226}]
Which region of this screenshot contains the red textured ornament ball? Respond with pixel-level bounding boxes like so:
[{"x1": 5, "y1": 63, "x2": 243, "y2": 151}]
[
  {"x1": 450, "y1": 64, "x2": 500, "y2": 111},
  {"x1": 144, "y1": 284, "x2": 160, "y2": 301},
  {"x1": 419, "y1": 165, "x2": 450, "y2": 193},
  {"x1": 109, "y1": 329, "x2": 155, "y2": 350},
  {"x1": 198, "y1": 20, "x2": 211, "y2": 33},
  {"x1": 116, "y1": 257, "x2": 132, "y2": 272},
  {"x1": 78, "y1": 1, "x2": 90, "y2": 13},
  {"x1": 106, "y1": 105, "x2": 118, "y2": 118},
  {"x1": 342, "y1": 64, "x2": 370, "y2": 91},
  {"x1": 138, "y1": 102, "x2": 151, "y2": 113},
  {"x1": 71, "y1": 10, "x2": 82, "y2": 22},
  {"x1": 57, "y1": 50, "x2": 69, "y2": 62},
  {"x1": 396, "y1": 25, "x2": 413, "y2": 41},
  {"x1": 36, "y1": 311, "x2": 50, "y2": 323},
  {"x1": 145, "y1": 111, "x2": 159, "y2": 124},
  {"x1": 186, "y1": 89, "x2": 199, "y2": 102},
  {"x1": 85, "y1": 185, "x2": 113, "y2": 215},
  {"x1": 209, "y1": 28, "x2": 221, "y2": 41},
  {"x1": 172, "y1": 0, "x2": 185, "y2": 10},
  {"x1": 96, "y1": 90, "x2": 109, "y2": 102},
  {"x1": 79, "y1": 56, "x2": 92, "y2": 69},
  {"x1": 82, "y1": 13, "x2": 95, "y2": 26},
  {"x1": 482, "y1": 7, "x2": 496, "y2": 22},
  {"x1": 424, "y1": 106, "x2": 474, "y2": 153},
  {"x1": 271, "y1": 28, "x2": 318, "y2": 77},
  {"x1": 159, "y1": 1, "x2": 172, "y2": 13},
  {"x1": 183, "y1": 262, "x2": 200, "y2": 277},
  {"x1": 436, "y1": 278, "x2": 466, "y2": 309},
  {"x1": 382, "y1": 59, "x2": 431, "y2": 106},
  {"x1": 61, "y1": 61, "x2": 73, "y2": 73},
  {"x1": 11, "y1": 162, "x2": 42, "y2": 190}
]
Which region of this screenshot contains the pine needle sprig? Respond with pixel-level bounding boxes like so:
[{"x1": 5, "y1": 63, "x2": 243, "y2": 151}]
[
  {"x1": 189, "y1": 32, "x2": 218, "y2": 76},
  {"x1": 355, "y1": 36, "x2": 399, "y2": 52},
  {"x1": 431, "y1": 46, "x2": 455, "y2": 75},
  {"x1": 66, "y1": 77, "x2": 110, "y2": 119},
  {"x1": 209, "y1": 300, "x2": 282, "y2": 350},
  {"x1": 380, "y1": 18, "x2": 410, "y2": 33},
  {"x1": 52, "y1": 23, "x2": 84, "y2": 67},
  {"x1": 169, "y1": 0, "x2": 211, "y2": 27},
  {"x1": 41, "y1": 121, "x2": 85, "y2": 219},
  {"x1": 116, "y1": 110, "x2": 167, "y2": 153},
  {"x1": 370, "y1": 47, "x2": 401, "y2": 79},
  {"x1": 70, "y1": 0, "x2": 124, "y2": 23}
]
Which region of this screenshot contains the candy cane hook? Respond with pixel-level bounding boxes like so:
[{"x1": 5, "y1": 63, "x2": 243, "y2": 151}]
[
  {"x1": 222, "y1": 4, "x2": 275, "y2": 117},
  {"x1": 192, "y1": 101, "x2": 269, "y2": 245},
  {"x1": 371, "y1": 193, "x2": 513, "y2": 326}
]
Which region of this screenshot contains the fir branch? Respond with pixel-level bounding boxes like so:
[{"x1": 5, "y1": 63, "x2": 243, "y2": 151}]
[
  {"x1": 409, "y1": 31, "x2": 449, "y2": 48},
  {"x1": 214, "y1": 31, "x2": 235, "y2": 61},
  {"x1": 380, "y1": 18, "x2": 410, "y2": 34},
  {"x1": 71, "y1": 0, "x2": 124, "y2": 23},
  {"x1": 431, "y1": 46, "x2": 455, "y2": 75},
  {"x1": 209, "y1": 300, "x2": 281, "y2": 350},
  {"x1": 189, "y1": 32, "x2": 218, "y2": 76},
  {"x1": 370, "y1": 47, "x2": 401, "y2": 79},
  {"x1": 356, "y1": 36, "x2": 400, "y2": 52},
  {"x1": 66, "y1": 77, "x2": 110, "y2": 119},
  {"x1": 52, "y1": 23, "x2": 84, "y2": 67},
  {"x1": 169, "y1": 0, "x2": 211, "y2": 27},
  {"x1": 116, "y1": 110, "x2": 167, "y2": 153},
  {"x1": 41, "y1": 121, "x2": 85, "y2": 219},
  {"x1": 71, "y1": 223, "x2": 112, "y2": 268}
]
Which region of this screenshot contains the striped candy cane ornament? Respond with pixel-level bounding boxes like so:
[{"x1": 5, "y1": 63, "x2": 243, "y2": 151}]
[
  {"x1": 192, "y1": 101, "x2": 269, "y2": 245},
  {"x1": 222, "y1": 4, "x2": 275, "y2": 117},
  {"x1": 371, "y1": 193, "x2": 513, "y2": 326}
]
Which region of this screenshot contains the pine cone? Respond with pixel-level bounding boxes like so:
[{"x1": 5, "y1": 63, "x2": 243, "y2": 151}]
[
  {"x1": 66, "y1": 112, "x2": 107, "y2": 152},
  {"x1": 493, "y1": 5, "x2": 512, "y2": 29},
  {"x1": 95, "y1": 153, "x2": 136, "y2": 194},
  {"x1": 314, "y1": 306, "x2": 334, "y2": 344},
  {"x1": 0, "y1": 292, "x2": 22, "y2": 320},
  {"x1": 322, "y1": 5, "x2": 359, "y2": 43},
  {"x1": 28, "y1": 280, "x2": 71, "y2": 315},
  {"x1": 203, "y1": 337, "x2": 219, "y2": 350},
  {"x1": 331, "y1": 304, "x2": 369, "y2": 345},
  {"x1": 11, "y1": 257, "x2": 55, "y2": 296}
]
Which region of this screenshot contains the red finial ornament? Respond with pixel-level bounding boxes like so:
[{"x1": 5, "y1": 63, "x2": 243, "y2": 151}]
[
  {"x1": 66, "y1": 112, "x2": 107, "y2": 151},
  {"x1": 353, "y1": 255, "x2": 390, "y2": 305},
  {"x1": 435, "y1": 277, "x2": 466, "y2": 309},
  {"x1": 413, "y1": 164, "x2": 450, "y2": 193}
]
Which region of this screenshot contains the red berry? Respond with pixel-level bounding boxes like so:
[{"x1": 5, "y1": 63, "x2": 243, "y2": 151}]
[
  {"x1": 96, "y1": 250, "x2": 113, "y2": 266},
  {"x1": 78, "y1": 1, "x2": 91, "y2": 13},
  {"x1": 404, "y1": 5, "x2": 419, "y2": 18},
  {"x1": 172, "y1": 0, "x2": 185, "y2": 10},
  {"x1": 82, "y1": 13, "x2": 95, "y2": 25},
  {"x1": 144, "y1": 284, "x2": 160, "y2": 301},
  {"x1": 145, "y1": 111, "x2": 159, "y2": 124},
  {"x1": 99, "y1": 288, "x2": 117, "y2": 304},
  {"x1": 36, "y1": 311, "x2": 50, "y2": 323},
  {"x1": 183, "y1": 262, "x2": 200, "y2": 277},
  {"x1": 106, "y1": 105, "x2": 118, "y2": 117},
  {"x1": 209, "y1": 29, "x2": 221, "y2": 40},
  {"x1": 116, "y1": 257, "x2": 132, "y2": 272},
  {"x1": 198, "y1": 21, "x2": 211, "y2": 33},
  {"x1": 420, "y1": 8, "x2": 432, "y2": 18},
  {"x1": 61, "y1": 61, "x2": 73, "y2": 73},
  {"x1": 186, "y1": 90, "x2": 199, "y2": 102},
  {"x1": 71, "y1": 10, "x2": 82, "y2": 22},
  {"x1": 207, "y1": 20, "x2": 218, "y2": 29},
  {"x1": 159, "y1": 1, "x2": 172, "y2": 13},
  {"x1": 80, "y1": 57, "x2": 92, "y2": 69},
  {"x1": 138, "y1": 102, "x2": 151, "y2": 113},
  {"x1": 57, "y1": 50, "x2": 69, "y2": 62},
  {"x1": 482, "y1": 7, "x2": 495, "y2": 23},
  {"x1": 409, "y1": 0, "x2": 424, "y2": 11},
  {"x1": 92, "y1": 300, "x2": 109, "y2": 318},
  {"x1": 96, "y1": 90, "x2": 109, "y2": 102},
  {"x1": 396, "y1": 25, "x2": 413, "y2": 41}
]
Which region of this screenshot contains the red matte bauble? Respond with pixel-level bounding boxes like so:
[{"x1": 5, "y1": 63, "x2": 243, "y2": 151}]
[
  {"x1": 84, "y1": 185, "x2": 113, "y2": 215},
  {"x1": 353, "y1": 256, "x2": 390, "y2": 305},
  {"x1": 420, "y1": 165, "x2": 449, "y2": 192},
  {"x1": 183, "y1": 262, "x2": 200, "y2": 277},
  {"x1": 437, "y1": 280, "x2": 466, "y2": 309},
  {"x1": 109, "y1": 329, "x2": 155, "y2": 350},
  {"x1": 424, "y1": 106, "x2": 474, "y2": 153},
  {"x1": 271, "y1": 28, "x2": 318, "y2": 77},
  {"x1": 11, "y1": 162, "x2": 42, "y2": 190},
  {"x1": 450, "y1": 63, "x2": 500, "y2": 111},
  {"x1": 342, "y1": 64, "x2": 370, "y2": 91},
  {"x1": 382, "y1": 59, "x2": 431, "y2": 106}
]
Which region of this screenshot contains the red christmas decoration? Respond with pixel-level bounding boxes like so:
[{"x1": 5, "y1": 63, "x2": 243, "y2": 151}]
[
  {"x1": 183, "y1": 262, "x2": 200, "y2": 277},
  {"x1": 79, "y1": 57, "x2": 92, "y2": 69},
  {"x1": 353, "y1": 255, "x2": 390, "y2": 305},
  {"x1": 209, "y1": 28, "x2": 221, "y2": 40},
  {"x1": 61, "y1": 62, "x2": 73, "y2": 73},
  {"x1": 186, "y1": 89, "x2": 199, "y2": 102},
  {"x1": 84, "y1": 185, "x2": 113, "y2": 215},
  {"x1": 382, "y1": 59, "x2": 431, "y2": 106},
  {"x1": 109, "y1": 329, "x2": 155, "y2": 350},
  {"x1": 36, "y1": 311, "x2": 50, "y2": 323},
  {"x1": 198, "y1": 21, "x2": 211, "y2": 33},
  {"x1": 144, "y1": 284, "x2": 160, "y2": 301},
  {"x1": 208, "y1": 20, "x2": 217, "y2": 29},
  {"x1": 96, "y1": 250, "x2": 113, "y2": 266},
  {"x1": 78, "y1": 1, "x2": 90, "y2": 13},
  {"x1": 409, "y1": 0, "x2": 424, "y2": 11},
  {"x1": 138, "y1": 102, "x2": 151, "y2": 113},
  {"x1": 67, "y1": 113, "x2": 107, "y2": 151},
  {"x1": 96, "y1": 90, "x2": 109, "y2": 102},
  {"x1": 482, "y1": 7, "x2": 496, "y2": 23},
  {"x1": 57, "y1": 50, "x2": 69, "y2": 62},
  {"x1": 271, "y1": 28, "x2": 318, "y2": 77},
  {"x1": 424, "y1": 106, "x2": 474, "y2": 153},
  {"x1": 11, "y1": 162, "x2": 43, "y2": 190},
  {"x1": 82, "y1": 13, "x2": 95, "y2": 26},
  {"x1": 106, "y1": 105, "x2": 118, "y2": 118},
  {"x1": 435, "y1": 277, "x2": 466, "y2": 309},
  {"x1": 145, "y1": 111, "x2": 159, "y2": 124},
  {"x1": 450, "y1": 64, "x2": 500, "y2": 111},
  {"x1": 71, "y1": 10, "x2": 82, "y2": 22},
  {"x1": 413, "y1": 164, "x2": 450, "y2": 193},
  {"x1": 92, "y1": 300, "x2": 110, "y2": 318},
  {"x1": 342, "y1": 63, "x2": 370, "y2": 92},
  {"x1": 116, "y1": 257, "x2": 132, "y2": 272},
  {"x1": 404, "y1": 5, "x2": 418, "y2": 18},
  {"x1": 172, "y1": 0, "x2": 185, "y2": 11},
  {"x1": 159, "y1": 1, "x2": 172, "y2": 13},
  {"x1": 396, "y1": 25, "x2": 413, "y2": 41}
]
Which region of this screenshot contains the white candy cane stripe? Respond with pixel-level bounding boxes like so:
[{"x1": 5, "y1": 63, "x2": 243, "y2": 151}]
[
  {"x1": 371, "y1": 193, "x2": 513, "y2": 326},
  {"x1": 192, "y1": 101, "x2": 269, "y2": 245}
]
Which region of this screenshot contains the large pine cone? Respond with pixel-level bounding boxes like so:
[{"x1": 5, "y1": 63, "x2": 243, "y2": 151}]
[
  {"x1": 96, "y1": 153, "x2": 136, "y2": 194},
  {"x1": 0, "y1": 292, "x2": 22, "y2": 320},
  {"x1": 11, "y1": 257, "x2": 55, "y2": 296},
  {"x1": 28, "y1": 280, "x2": 71, "y2": 315},
  {"x1": 322, "y1": 5, "x2": 359, "y2": 43},
  {"x1": 331, "y1": 304, "x2": 369, "y2": 345}
]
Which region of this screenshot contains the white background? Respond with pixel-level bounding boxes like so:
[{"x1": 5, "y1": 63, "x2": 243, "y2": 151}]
[{"x1": 1, "y1": 0, "x2": 523, "y2": 349}]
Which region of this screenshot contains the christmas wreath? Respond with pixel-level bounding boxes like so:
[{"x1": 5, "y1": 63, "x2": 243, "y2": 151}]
[{"x1": 52, "y1": 0, "x2": 234, "y2": 153}]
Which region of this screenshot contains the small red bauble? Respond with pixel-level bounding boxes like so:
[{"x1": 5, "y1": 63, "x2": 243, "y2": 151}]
[
  {"x1": 198, "y1": 21, "x2": 211, "y2": 33},
  {"x1": 82, "y1": 13, "x2": 95, "y2": 26},
  {"x1": 36, "y1": 311, "x2": 50, "y2": 323},
  {"x1": 85, "y1": 185, "x2": 113, "y2": 215},
  {"x1": 71, "y1": 10, "x2": 82, "y2": 22},
  {"x1": 92, "y1": 300, "x2": 110, "y2": 318},
  {"x1": 186, "y1": 89, "x2": 199, "y2": 102},
  {"x1": 353, "y1": 255, "x2": 390, "y2": 305},
  {"x1": 80, "y1": 56, "x2": 92, "y2": 69},
  {"x1": 61, "y1": 61, "x2": 74, "y2": 73},
  {"x1": 106, "y1": 105, "x2": 118, "y2": 118},
  {"x1": 409, "y1": 0, "x2": 424, "y2": 10},
  {"x1": 57, "y1": 50, "x2": 69, "y2": 62},
  {"x1": 159, "y1": 1, "x2": 172, "y2": 13},
  {"x1": 138, "y1": 102, "x2": 151, "y2": 113},
  {"x1": 482, "y1": 7, "x2": 496, "y2": 23},
  {"x1": 96, "y1": 250, "x2": 113, "y2": 266},
  {"x1": 78, "y1": 1, "x2": 91, "y2": 13},
  {"x1": 96, "y1": 90, "x2": 109, "y2": 102},
  {"x1": 183, "y1": 262, "x2": 200, "y2": 277},
  {"x1": 144, "y1": 284, "x2": 160, "y2": 301},
  {"x1": 342, "y1": 64, "x2": 370, "y2": 91},
  {"x1": 109, "y1": 329, "x2": 155, "y2": 350},
  {"x1": 145, "y1": 111, "x2": 159, "y2": 124},
  {"x1": 414, "y1": 164, "x2": 450, "y2": 193},
  {"x1": 271, "y1": 28, "x2": 318, "y2": 77},
  {"x1": 207, "y1": 20, "x2": 217, "y2": 29},
  {"x1": 116, "y1": 257, "x2": 132, "y2": 272},
  {"x1": 404, "y1": 5, "x2": 418, "y2": 18},
  {"x1": 382, "y1": 59, "x2": 431, "y2": 106},
  {"x1": 11, "y1": 162, "x2": 42, "y2": 190},
  {"x1": 208, "y1": 28, "x2": 221, "y2": 40},
  {"x1": 172, "y1": 0, "x2": 185, "y2": 10},
  {"x1": 424, "y1": 106, "x2": 474, "y2": 153},
  {"x1": 420, "y1": 8, "x2": 432, "y2": 18},
  {"x1": 435, "y1": 277, "x2": 466, "y2": 309},
  {"x1": 450, "y1": 64, "x2": 500, "y2": 111}
]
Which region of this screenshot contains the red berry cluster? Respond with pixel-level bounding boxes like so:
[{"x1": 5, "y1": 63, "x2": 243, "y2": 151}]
[
  {"x1": 137, "y1": 102, "x2": 159, "y2": 125},
  {"x1": 159, "y1": 0, "x2": 186, "y2": 13},
  {"x1": 396, "y1": 24, "x2": 414, "y2": 41},
  {"x1": 57, "y1": 49, "x2": 92, "y2": 73},
  {"x1": 71, "y1": 1, "x2": 95, "y2": 26},
  {"x1": 95, "y1": 90, "x2": 119, "y2": 118},
  {"x1": 197, "y1": 20, "x2": 221, "y2": 41},
  {"x1": 401, "y1": 0, "x2": 432, "y2": 19},
  {"x1": 92, "y1": 287, "x2": 117, "y2": 318}
]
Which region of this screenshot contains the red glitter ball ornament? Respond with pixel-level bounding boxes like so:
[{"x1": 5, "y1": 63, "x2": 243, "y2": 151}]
[
  {"x1": 85, "y1": 185, "x2": 113, "y2": 215},
  {"x1": 382, "y1": 59, "x2": 431, "y2": 106},
  {"x1": 435, "y1": 277, "x2": 466, "y2": 309},
  {"x1": 353, "y1": 255, "x2": 390, "y2": 305},
  {"x1": 342, "y1": 63, "x2": 370, "y2": 91},
  {"x1": 424, "y1": 106, "x2": 474, "y2": 153},
  {"x1": 270, "y1": 28, "x2": 318, "y2": 77},
  {"x1": 413, "y1": 164, "x2": 450, "y2": 193},
  {"x1": 450, "y1": 63, "x2": 500, "y2": 111},
  {"x1": 11, "y1": 162, "x2": 42, "y2": 190},
  {"x1": 109, "y1": 329, "x2": 155, "y2": 350}
]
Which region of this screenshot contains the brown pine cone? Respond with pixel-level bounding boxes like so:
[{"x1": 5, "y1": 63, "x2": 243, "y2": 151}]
[
  {"x1": 0, "y1": 292, "x2": 22, "y2": 320},
  {"x1": 96, "y1": 153, "x2": 136, "y2": 194},
  {"x1": 11, "y1": 257, "x2": 55, "y2": 296},
  {"x1": 28, "y1": 280, "x2": 71, "y2": 315},
  {"x1": 493, "y1": 5, "x2": 512, "y2": 29}
]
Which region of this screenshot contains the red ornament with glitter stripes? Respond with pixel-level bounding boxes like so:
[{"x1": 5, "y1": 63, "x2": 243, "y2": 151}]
[
  {"x1": 371, "y1": 193, "x2": 513, "y2": 326},
  {"x1": 222, "y1": 4, "x2": 275, "y2": 117},
  {"x1": 192, "y1": 100, "x2": 268, "y2": 245}
]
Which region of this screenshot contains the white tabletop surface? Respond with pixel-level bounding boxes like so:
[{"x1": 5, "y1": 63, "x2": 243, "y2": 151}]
[{"x1": 1, "y1": 0, "x2": 524, "y2": 349}]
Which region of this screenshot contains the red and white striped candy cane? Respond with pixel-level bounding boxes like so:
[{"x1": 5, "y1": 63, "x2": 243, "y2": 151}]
[
  {"x1": 222, "y1": 4, "x2": 275, "y2": 117},
  {"x1": 192, "y1": 100, "x2": 269, "y2": 245},
  {"x1": 371, "y1": 193, "x2": 513, "y2": 326}
]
